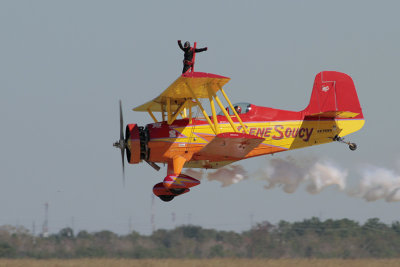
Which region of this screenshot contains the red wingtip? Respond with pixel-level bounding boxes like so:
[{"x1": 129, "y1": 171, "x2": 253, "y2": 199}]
[{"x1": 181, "y1": 71, "x2": 230, "y2": 79}]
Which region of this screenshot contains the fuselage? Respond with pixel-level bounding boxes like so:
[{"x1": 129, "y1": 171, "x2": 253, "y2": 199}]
[{"x1": 144, "y1": 103, "x2": 365, "y2": 167}]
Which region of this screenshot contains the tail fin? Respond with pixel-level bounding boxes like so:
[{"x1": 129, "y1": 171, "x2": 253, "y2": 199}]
[{"x1": 304, "y1": 71, "x2": 363, "y2": 119}]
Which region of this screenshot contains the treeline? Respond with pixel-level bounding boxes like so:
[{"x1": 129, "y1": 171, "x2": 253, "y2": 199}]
[{"x1": 0, "y1": 217, "x2": 400, "y2": 258}]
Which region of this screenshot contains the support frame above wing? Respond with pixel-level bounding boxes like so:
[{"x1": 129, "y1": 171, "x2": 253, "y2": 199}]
[{"x1": 132, "y1": 72, "x2": 249, "y2": 134}]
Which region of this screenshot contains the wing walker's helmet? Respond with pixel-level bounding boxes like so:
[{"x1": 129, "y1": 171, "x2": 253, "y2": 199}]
[{"x1": 184, "y1": 41, "x2": 190, "y2": 48}]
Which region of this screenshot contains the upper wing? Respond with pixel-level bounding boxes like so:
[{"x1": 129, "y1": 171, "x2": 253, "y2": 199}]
[
  {"x1": 195, "y1": 132, "x2": 264, "y2": 159},
  {"x1": 133, "y1": 72, "x2": 230, "y2": 113}
]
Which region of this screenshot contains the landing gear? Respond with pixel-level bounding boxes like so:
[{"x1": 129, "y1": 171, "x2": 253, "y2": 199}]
[
  {"x1": 333, "y1": 135, "x2": 358, "y2": 151},
  {"x1": 349, "y1": 143, "x2": 357, "y2": 151},
  {"x1": 153, "y1": 174, "x2": 200, "y2": 202},
  {"x1": 155, "y1": 187, "x2": 188, "y2": 202},
  {"x1": 157, "y1": 188, "x2": 187, "y2": 202},
  {"x1": 169, "y1": 188, "x2": 186, "y2": 195},
  {"x1": 159, "y1": 195, "x2": 175, "y2": 202}
]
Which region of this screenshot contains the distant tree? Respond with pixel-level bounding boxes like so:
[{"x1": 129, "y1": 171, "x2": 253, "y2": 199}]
[
  {"x1": 181, "y1": 225, "x2": 205, "y2": 241},
  {"x1": 93, "y1": 230, "x2": 117, "y2": 242},
  {"x1": 59, "y1": 227, "x2": 74, "y2": 239},
  {"x1": 0, "y1": 217, "x2": 400, "y2": 259},
  {"x1": 0, "y1": 242, "x2": 16, "y2": 258},
  {"x1": 77, "y1": 230, "x2": 91, "y2": 239},
  {"x1": 244, "y1": 221, "x2": 275, "y2": 257},
  {"x1": 209, "y1": 244, "x2": 224, "y2": 258},
  {"x1": 391, "y1": 221, "x2": 400, "y2": 234}
]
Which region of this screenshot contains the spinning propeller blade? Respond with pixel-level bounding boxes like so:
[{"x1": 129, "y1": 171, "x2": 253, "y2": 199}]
[
  {"x1": 119, "y1": 100, "x2": 124, "y2": 142},
  {"x1": 113, "y1": 100, "x2": 126, "y2": 187}
]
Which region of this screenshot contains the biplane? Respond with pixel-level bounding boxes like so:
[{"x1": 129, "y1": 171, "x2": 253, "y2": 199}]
[{"x1": 114, "y1": 71, "x2": 364, "y2": 202}]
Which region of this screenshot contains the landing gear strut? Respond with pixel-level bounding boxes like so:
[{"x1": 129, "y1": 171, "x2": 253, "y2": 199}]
[{"x1": 333, "y1": 135, "x2": 357, "y2": 151}]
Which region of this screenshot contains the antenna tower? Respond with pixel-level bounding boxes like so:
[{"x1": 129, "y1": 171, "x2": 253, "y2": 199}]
[{"x1": 42, "y1": 202, "x2": 49, "y2": 237}]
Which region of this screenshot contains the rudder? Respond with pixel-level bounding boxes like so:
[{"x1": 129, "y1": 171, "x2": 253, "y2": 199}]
[{"x1": 304, "y1": 71, "x2": 363, "y2": 119}]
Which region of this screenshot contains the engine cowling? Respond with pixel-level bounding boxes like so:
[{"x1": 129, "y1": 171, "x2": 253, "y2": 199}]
[
  {"x1": 126, "y1": 124, "x2": 150, "y2": 164},
  {"x1": 125, "y1": 124, "x2": 140, "y2": 164}
]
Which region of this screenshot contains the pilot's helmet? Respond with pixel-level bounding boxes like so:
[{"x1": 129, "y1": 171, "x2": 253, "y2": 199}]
[
  {"x1": 234, "y1": 105, "x2": 242, "y2": 114},
  {"x1": 246, "y1": 104, "x2": 252, "y2": 113},
  {"x1": 184, "y1": 41, "x2": 190, "y2": 48}
]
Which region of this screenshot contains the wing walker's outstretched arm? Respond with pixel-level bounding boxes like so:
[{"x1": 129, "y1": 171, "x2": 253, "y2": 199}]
[
  {"x1": 195, "y1": 47, "x2": 207, "y2": 53},
  {"x1": 177, "y1": 40, "x2": 185, "y2": 51},
  {"x1": 177, "y1": 40, "x2": 208, "y2": 53}
]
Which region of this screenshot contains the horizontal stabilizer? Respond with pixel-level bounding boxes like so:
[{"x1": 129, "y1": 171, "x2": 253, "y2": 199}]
[
  {"x1": 306, "y1": 111, "x2": 360, "y2": 119},
  {"x1": 196, "y1": 132, "x2": 264, "y2": 159}
]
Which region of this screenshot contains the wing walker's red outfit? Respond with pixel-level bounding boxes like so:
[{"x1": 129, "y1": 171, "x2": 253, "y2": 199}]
[{"x1": 178, "y1": 40, "x2": 207, "y2": 74}]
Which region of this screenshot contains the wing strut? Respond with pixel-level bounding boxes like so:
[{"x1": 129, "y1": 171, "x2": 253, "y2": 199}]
[
  {"x1": 167, "y1": 97, "x2": 171, "y2": 123},
  {"x1": 168, "y1": 99, "x2": 191, "y2": 125},
  {"x1": 147, "y1": 108, "x2": 158, "y2": 123},
  {"x1": 208, "y1": 88, "x2": 219, "y2": 134},
  {"x1": 211, "y1": 92, "x2": 238, "y2": 133},
  {"x1": 133, "y1": 72, "x2": 246, "y2": 133},
  {"x1": 220, "y1": 87, "x2": 248, "y2": 134},
  {"x1": 185, "y1": 81, "x2": 217, "y2": 134}
]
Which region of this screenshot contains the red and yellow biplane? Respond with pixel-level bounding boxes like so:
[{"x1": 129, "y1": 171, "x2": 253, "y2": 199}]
[{"x1": 114, "y1": 70, "x2": 364, "y2": 202}]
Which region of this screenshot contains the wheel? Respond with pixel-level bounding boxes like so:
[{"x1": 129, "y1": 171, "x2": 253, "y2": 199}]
[
  {"x1": 349, "y1": 143, "x2": 357, "y2": 151},
  {"x1": 159, "y1": 195, "x2": 175, "y2": 202},
  {"x1": 169, "y1": 188, "x2": 186, "y2": 195}
]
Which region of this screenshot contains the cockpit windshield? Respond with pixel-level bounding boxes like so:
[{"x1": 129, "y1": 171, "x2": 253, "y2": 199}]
[{"x1": 218, "y1": 102, "x2": 252, "y2": 116}]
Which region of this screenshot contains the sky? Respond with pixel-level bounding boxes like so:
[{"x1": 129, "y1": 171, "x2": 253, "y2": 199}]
[{"x1": 1, "y1": 0, "x2": 400, "y2": 235}]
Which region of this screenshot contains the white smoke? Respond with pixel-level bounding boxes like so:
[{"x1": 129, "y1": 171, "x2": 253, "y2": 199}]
[
  {"x1": 258, "y1": 157, "x2": 307, "y2": 193},
  {"x1": 307, "y1": 161, "x2": 347, "y2": 194},
  {"x1": 184, "y1": 165, "x2": 248, "y2": 187},
  {"x1": 207, "y1": 165, "x2": 248, "y2": 187},
  {"x1": 352, "y1": 166, "x2": 400, "y2": 202},
  {"x1": 184, "y1": 157, "x2": 400, "y2": 203},
  {"x1": 254, "y1": 157, "x2": 347, "y2": 194},
  {"x1": 258, "y1": 158, "x2": 400, "y2": 202}
]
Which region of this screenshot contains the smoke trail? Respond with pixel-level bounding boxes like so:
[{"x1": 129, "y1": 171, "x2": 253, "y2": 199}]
[
  {"x1": 184, "y1": 157, "x2": 400, "y2": 203},
  {"x1": 257, "y1": 157, "x2": 307, "y2": 193},
  {"x1": 184, "y1": 165, "x2": 248, "y2": 187},
  {"x1": 207, "y1": 165, "x2": 248, "y2": 187},
  {"x1": 352, "y1": 166, "x2": 400, "y2": 202},
  {"x1": 254, "y1": 157, "x2": 347, "y2": 194},
  {"x1": 307, "y1": 161, "x2": 347, "y2": 194}
]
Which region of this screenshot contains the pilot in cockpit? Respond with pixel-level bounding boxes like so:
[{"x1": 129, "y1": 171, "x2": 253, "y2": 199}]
[{"x1": 234, "y1": 105, "x2": 242, "y2": 114}]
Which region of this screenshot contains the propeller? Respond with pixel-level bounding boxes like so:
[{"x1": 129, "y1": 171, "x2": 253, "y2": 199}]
[{"x1": 113, "y1": 100, "x2": 126, "y2": 186}]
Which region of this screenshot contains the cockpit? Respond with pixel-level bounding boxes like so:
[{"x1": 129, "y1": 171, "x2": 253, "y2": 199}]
[{"x1": 218, "y1": 102, "x2": 252, "y2": 116}]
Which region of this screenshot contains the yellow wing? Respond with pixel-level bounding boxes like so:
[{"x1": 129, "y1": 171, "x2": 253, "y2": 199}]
[{"x1": 133, "y1": 72, "x2": 230, "y2": 113}]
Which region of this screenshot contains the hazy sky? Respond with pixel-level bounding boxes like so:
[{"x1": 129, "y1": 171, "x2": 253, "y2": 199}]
[{"x1": 1, "y1": 1, "x2": 400, "y2": 235}]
